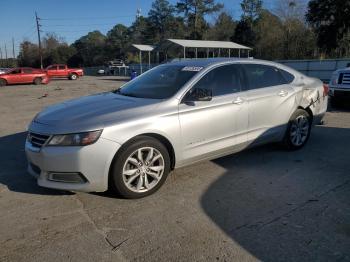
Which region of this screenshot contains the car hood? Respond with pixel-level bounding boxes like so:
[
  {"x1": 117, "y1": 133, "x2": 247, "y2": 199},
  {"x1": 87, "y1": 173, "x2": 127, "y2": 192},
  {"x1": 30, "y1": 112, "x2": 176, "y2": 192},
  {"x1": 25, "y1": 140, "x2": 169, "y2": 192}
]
[{"x1": 30, "y1": 92, "x2": 161, "y2": 134}]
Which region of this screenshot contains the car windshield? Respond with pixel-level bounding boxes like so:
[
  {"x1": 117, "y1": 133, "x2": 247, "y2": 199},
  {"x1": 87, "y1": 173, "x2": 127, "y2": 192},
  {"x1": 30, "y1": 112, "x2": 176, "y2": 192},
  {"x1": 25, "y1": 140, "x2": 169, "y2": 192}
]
[{"x1": 116, "y1": 65, "x2": 200, "y2": 99}]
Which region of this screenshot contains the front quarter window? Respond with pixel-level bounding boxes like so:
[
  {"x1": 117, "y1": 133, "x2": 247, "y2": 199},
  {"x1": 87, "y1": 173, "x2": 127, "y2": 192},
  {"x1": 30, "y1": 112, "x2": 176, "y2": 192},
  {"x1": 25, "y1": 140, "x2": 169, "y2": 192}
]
[{"x1": 117, "y1": 65, "x2": 199, "y2": 99}]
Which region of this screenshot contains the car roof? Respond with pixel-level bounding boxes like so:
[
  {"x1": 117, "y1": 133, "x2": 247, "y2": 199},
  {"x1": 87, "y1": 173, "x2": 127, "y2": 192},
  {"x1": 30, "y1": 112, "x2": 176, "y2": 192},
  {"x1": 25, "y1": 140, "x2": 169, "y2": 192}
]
[
  {"x1": 167, "y1": 58, "x2": 279, "y2": 68},
  {"x1": 165, "y1": 58, "x2": 302, "y2": 76}
]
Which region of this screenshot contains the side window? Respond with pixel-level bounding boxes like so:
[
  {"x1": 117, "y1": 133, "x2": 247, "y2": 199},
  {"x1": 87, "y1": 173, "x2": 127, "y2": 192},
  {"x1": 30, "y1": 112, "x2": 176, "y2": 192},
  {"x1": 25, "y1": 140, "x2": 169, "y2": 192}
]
[
  {"x1": 243, "y1": 64, "x2": 287, "y2": 90},
  {"x1": 192, "y1": 65, "x2": 242, "y2": 97},
  {"x1": 23, "y1": 69, "x2": 32, "y2": 74},
  {"x1": 58, "y1": 65, "x2": 65, "y2": 70},
  {"x1": 47, "y1": 66, "x2": 56, "y2": 70},
  {"x1": 279, "y1": 69, "x2": 295, "y2": 83},
  {"x1": 11, "y1": 69, "x2": 21, "y2": 74}
]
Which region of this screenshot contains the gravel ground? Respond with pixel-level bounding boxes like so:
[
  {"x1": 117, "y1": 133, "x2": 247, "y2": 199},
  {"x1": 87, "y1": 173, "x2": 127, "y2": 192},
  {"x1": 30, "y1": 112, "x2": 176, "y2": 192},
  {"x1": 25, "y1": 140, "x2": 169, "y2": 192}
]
[{"x1": 0, "y1": 76, "x2": 349, "y2": 262}]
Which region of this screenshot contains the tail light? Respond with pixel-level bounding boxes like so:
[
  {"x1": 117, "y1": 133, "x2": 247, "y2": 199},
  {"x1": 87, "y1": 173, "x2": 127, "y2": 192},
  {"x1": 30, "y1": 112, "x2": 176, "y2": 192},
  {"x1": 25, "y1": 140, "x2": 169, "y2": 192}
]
[{"x1": 323, "y1": 83, "x2": 329, "y2": 96}]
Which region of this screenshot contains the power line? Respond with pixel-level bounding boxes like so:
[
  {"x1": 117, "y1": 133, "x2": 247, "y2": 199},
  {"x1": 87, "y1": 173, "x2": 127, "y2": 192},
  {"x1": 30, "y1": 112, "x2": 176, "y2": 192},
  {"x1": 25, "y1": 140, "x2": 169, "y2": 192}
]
[{"x1": 40, "y1": 15, "x2": 134, "y2": 21}]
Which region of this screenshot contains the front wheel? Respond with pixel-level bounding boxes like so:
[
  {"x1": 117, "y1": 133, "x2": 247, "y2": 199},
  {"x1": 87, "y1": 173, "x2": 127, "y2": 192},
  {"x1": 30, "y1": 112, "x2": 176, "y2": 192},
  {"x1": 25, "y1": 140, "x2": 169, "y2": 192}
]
[
  {"x1": 284, "y1": 109, "x2": 311, "y2": 150},
  {"x1": 69, "y1": 74, "x2": 78, "y2": 80},
  {"x1": 110, "y1": 136, "x2": 171, "y2": 198},
  {"x1": 33, "y1": 77, "x2": 42, "y2": 85},
  {"x1": 0, "y1": 79, "x2": 6, "y2": 87}
]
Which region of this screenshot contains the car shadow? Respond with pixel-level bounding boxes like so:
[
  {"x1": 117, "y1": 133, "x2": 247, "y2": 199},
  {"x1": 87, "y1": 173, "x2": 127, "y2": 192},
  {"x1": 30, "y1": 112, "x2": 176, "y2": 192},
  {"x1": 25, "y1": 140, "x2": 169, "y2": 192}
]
[
  {"x1": 201, "y1": 125, "x2": 350, "y2": 261},
  {"x1": 0, "y1": 132, "x2": 73, "y2": 195}
]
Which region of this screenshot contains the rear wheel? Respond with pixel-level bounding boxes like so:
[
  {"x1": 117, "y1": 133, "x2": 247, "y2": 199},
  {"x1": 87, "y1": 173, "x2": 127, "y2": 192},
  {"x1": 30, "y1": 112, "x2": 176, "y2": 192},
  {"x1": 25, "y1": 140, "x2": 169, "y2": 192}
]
[
  {"x1": 0, "y1": 79, "x2": 6, "y2": 87},
  {"x1": 110, "y1": 136, "x2": 170, "y2": 199},
  {"x1": 69, "y1": 73, "x2": 78, "y2": 80},
  {"x1": 284, "y1": 109, "x2": 311, "y2": 150},
  {"x1": 33, "y1": 77, "x2": 42, "y2": 85}
]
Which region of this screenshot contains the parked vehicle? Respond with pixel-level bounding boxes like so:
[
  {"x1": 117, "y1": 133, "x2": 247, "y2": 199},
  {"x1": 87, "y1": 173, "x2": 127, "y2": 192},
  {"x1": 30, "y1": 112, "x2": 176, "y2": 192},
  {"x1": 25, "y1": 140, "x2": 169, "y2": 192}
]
[
  {"x1": 45, "y1": 64, "x2": 83, "y2": 80},
  {"x1": 25, "y1": 58, "x2": 328, "y2": 198},
  {"x1": 104, "y1": 60, "x2": 127, "y2": 75},
  {"x1": 0, "y1": 68, "x2": 9, "y2": 74},
  {"x1": 329, "y1": 67, "x2": 350, "y2": 106},
  {"x1": 0, "y1": 67, "x2": 50, "y2": 86}
]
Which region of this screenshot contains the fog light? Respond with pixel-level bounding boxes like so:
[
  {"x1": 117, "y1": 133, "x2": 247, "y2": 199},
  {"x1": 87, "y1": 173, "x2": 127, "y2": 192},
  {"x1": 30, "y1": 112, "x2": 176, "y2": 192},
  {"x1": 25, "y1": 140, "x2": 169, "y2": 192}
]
[{"x1": 48, "y1": 172, "x2": 87, "y2": 183}]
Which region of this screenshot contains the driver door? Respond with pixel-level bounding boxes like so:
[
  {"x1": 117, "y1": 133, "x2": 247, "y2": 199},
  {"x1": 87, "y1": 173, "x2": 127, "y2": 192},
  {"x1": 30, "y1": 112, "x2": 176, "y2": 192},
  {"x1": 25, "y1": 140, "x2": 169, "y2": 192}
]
[{"x1": 178, "y1": 64, "x2": 249, "y2": 165}]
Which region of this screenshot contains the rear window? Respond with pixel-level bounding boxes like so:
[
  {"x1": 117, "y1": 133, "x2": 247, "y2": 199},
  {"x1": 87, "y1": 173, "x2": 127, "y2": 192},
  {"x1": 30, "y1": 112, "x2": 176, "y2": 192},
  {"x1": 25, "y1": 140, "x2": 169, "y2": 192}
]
[
  {"x1": 243, "y1": 64, "x2": 288, "y2": 90},
  {"x1": 279, "y1": 69, "x2": 295, "y2": 83},
  {"x1": 23, "y1": 69, "x2": 33, "y2": 74}
]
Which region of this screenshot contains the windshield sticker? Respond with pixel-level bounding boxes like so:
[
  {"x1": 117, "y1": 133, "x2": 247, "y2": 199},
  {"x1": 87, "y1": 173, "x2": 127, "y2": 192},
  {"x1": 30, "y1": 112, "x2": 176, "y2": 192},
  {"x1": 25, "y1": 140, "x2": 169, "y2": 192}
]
[{"x1": 181, "y1": 66, "x2": 203, "y2": 72}]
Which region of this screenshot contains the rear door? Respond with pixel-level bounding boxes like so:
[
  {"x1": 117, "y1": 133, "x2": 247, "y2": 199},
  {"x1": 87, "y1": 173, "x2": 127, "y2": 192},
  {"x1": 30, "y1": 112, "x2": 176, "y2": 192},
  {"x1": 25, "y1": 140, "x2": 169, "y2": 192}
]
[
  {"x1": 22, "y1": 68, "x2": 34, "y2": 83},
  {"x1": 56, "y1": 65, "x2": 67, "y2": 77},
  {"x1": 242, "y1": 63, "x2": 296, "y2": 144},
  {"x1": 178, "y1": 64, "x2": 248, "y2": 164}
]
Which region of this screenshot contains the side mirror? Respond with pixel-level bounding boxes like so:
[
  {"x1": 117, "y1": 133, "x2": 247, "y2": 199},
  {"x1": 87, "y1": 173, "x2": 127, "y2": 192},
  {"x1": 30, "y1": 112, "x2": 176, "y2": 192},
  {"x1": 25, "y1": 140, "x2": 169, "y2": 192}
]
[{"x1": 185, "y1": 88, "x2": 212, "y2": 102}]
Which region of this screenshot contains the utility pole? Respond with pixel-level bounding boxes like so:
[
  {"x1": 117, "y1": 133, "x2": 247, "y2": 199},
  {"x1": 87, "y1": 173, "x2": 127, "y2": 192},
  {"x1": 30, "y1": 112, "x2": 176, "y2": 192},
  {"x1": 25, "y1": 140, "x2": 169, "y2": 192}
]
[
  {"x1": 5, "y1": 44, "x2": 8, "y2": 67},
  {"x1": 35, "y1": 12, "x2": 43, "y2": 69},
  {"x1": 12, "y1": 37, "x2": 15, "y2": 59},
  {"x1": 0, "y1": 47, "x2": 2, "y2": 67}
]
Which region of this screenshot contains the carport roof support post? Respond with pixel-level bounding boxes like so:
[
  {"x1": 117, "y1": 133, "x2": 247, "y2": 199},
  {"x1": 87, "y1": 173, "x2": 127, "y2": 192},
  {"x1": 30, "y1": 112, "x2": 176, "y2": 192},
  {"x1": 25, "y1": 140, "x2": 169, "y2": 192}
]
[{"x1": 139, "y1": 50, "x2": 142, "y2": 74}]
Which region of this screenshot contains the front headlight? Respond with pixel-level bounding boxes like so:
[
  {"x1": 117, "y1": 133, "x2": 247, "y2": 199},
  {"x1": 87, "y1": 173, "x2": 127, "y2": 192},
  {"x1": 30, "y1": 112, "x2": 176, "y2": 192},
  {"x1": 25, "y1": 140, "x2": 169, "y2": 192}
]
[{"x1": 48, "y1": 130, "x2": 102, "y2": 146}]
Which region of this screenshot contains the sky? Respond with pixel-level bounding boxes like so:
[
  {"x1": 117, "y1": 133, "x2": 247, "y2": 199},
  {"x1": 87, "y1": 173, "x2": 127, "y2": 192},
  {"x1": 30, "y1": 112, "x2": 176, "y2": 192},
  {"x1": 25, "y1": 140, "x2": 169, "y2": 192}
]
[{"x1": 0, "y1": 0, "x2": 276, "y2": 58}]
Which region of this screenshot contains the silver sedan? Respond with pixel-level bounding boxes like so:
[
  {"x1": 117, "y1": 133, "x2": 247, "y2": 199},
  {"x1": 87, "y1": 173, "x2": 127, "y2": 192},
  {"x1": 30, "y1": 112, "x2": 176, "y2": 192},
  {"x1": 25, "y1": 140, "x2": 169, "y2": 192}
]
[{"x1": 25, "y1": 58, "x2": 328, "y2": 198}]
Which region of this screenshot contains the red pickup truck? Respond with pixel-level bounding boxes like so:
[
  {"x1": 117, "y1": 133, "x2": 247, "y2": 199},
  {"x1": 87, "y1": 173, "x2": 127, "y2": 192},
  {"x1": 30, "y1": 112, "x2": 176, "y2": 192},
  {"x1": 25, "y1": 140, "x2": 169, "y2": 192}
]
[{"x1": 45, "y1": 64, "x2": 83, "y2": 80}]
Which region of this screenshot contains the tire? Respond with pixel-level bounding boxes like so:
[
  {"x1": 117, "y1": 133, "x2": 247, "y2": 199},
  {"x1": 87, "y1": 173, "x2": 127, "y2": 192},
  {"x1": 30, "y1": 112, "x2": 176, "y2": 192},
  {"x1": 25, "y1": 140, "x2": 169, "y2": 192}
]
[
  {"x1": 69, "y1": 73, "x2": 78, "y2": 80},
  {"x1": 110, "y1": 136, "x2": 171, "y2": 199},
  {"x1": 33, "y1": 77, "x2": 42, "y2": 85},
  {"x1": 0, "y1": 79, "x2": 6, "y2": 87},
  {"x1": 284, "y1": 109, "x2": 311, "y2": 150}
]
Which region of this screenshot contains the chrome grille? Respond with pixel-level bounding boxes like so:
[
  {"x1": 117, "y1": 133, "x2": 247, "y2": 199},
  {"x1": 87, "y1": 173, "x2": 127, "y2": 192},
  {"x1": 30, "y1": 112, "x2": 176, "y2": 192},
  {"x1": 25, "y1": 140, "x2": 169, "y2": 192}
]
[
  {"x1": 27, "y1": 132, "x2": 50, "y2": 148},
  {"x1": 339, "y1": 72, "x2": 350, "y2": 86}
]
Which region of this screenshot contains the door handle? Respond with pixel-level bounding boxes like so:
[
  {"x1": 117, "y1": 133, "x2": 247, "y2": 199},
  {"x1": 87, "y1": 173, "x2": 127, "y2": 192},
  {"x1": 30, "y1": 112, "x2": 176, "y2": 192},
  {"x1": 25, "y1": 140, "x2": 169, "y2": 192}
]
[
  {"x1": 232, "y1": 97, "x2": 244, "y2": 105},
  {"x1": 278, "y1": 90, "x2": 288, "y2": 97}
]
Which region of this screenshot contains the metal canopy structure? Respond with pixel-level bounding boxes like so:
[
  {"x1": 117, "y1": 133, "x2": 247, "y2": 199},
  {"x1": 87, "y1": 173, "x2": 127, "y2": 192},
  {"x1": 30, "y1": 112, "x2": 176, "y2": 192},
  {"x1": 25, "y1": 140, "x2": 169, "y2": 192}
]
[
  {"x1": 156, "y1": 39, "x2": 252, "y2": 59},
  {"x1": 132, "y1": 44, "x2": 155, "y2": 73}
]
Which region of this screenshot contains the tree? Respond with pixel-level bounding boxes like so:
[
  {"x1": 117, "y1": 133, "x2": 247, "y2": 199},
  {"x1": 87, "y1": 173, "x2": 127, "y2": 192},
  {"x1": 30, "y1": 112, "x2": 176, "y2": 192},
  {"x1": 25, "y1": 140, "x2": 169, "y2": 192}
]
[
  {"x1": 232, "y1": 0, "x2": 263, "y2": 49},
  {"x1": 72, "y1": 31, "x2": 107, "y2": 66},
  {"x1": 148, "y1": 0, "x2": 175, "y2": 41},
  {"x1": 231, "y1": 19, "x2": 256, "y2": 47},
  {"x1": 253, "y1": 10, "x2": 284, "y2": 59},
  {"x1": 106, "y1": 24, "x2": 130, "y2": 60},
  {"x1": 206, "y1": 12, "x2": 236, "y2": 41},
  {"x1": 274, "y1": 0, "x2": 307, "y2": 21},
  {"x1": 241, "y1": 0, "x2": 263, "y2": 24},
  {"x1": 306, "y1": 0, "x2": 350, "y2": 55},
  {"x1": 18, "y1": 41, "x2": 40, "y2": 67},
  {"x1": 176, "y1": 0, "x2": 223, "y2": 39}
]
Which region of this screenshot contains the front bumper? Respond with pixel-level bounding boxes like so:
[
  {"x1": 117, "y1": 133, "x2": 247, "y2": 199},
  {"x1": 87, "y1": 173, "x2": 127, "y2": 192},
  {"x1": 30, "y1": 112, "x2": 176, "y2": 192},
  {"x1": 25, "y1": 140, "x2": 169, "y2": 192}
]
[
  {"x1": 329, "y1": 87, "x2": 350, "y2": 98},
  {"x1": 25, "y1": 137, "x2": 121, "y2": 192}
]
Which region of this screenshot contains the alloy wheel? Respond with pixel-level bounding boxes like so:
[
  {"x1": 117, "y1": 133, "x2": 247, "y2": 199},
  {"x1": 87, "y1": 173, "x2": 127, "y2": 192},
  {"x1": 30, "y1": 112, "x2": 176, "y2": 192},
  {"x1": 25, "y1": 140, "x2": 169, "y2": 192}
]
[
  {"x1": 289, "y1": 115, "x2": 310, "y2": 146},
  {"x1": 122, "y1": 147, "x2": 165, "y2": 193}
]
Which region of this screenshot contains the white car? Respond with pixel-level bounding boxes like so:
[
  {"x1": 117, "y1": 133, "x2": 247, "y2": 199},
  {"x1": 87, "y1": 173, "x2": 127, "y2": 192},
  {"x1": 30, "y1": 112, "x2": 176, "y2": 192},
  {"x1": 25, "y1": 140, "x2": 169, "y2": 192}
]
[
  {"x1": 329, "y1": 67, "x2": 350, "y2": 105},
  {"x1": 0, "y1": 68, "x2": 9, "y2": 74}
]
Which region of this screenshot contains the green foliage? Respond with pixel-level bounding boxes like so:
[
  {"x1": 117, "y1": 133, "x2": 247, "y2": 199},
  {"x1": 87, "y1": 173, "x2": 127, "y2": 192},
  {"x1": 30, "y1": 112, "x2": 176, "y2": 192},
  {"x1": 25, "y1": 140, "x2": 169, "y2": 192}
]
[
  {"x1": 176, "y1": 0, "x2": 223, "y2": 39},
  {"x1": 206, "y1": 12, "x2": 236, "y2": 41},
  {"x1": 241, "y1": 0, "x2": 263, "y2": 22},
  {"x1": 306, "y1": 0, "x2": 350, "y2": 56},
  {"x1": 15, "y1": 0, "x2": 350, "y2": 67}
]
